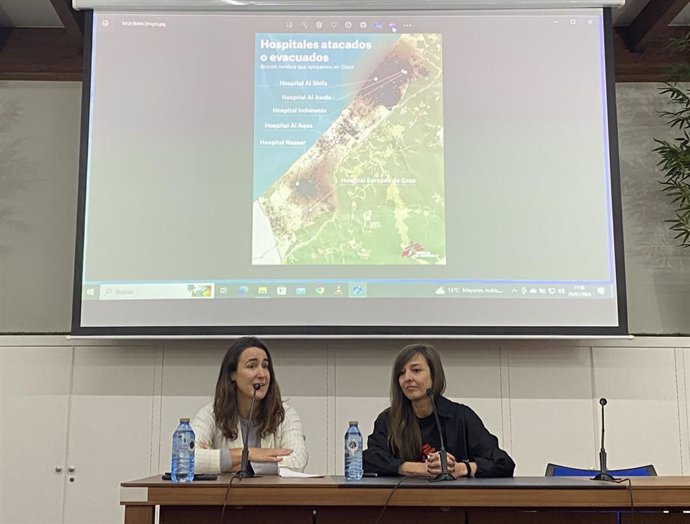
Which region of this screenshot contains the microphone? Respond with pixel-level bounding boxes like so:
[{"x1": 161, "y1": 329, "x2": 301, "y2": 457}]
[
  {"x1": 426, "y1": 389, "x2": 454, "y2": 482},
  {"x1": 592, "y1": 398, "x2": 616, "y2": 482},
  {"x1": 235, "y1": 383, "x2": 261, "y2": 479}
]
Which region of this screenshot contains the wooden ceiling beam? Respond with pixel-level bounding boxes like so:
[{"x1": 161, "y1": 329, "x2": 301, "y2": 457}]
[
  {"x1": 0, "y1": 25, "x2": 10, "y2": 52},
  {"x1": 614, "y1": 25, "x2": 688, "y2": 82},
  {"x1": 617, "y1": 0, "x2": 690, "y2": 52},
  {"x1": 0, "y1": 28, "x2": 83, "y2": 81},
  {"x1": 48, "y1": 0, "x2": 85, "y2": 46}
]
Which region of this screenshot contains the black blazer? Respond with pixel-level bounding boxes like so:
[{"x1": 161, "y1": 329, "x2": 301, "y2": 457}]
[{"x1": 363, "y1": 395, "x2": 515, "y2": 478}]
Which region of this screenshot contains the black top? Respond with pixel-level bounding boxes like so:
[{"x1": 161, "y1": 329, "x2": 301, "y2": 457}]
[
  {"x1": 363, "y1": 395, "x2": 515, "y2": 478},
  {"x1": 418, "y1": 413, "x2": 441, "y2": 461}
]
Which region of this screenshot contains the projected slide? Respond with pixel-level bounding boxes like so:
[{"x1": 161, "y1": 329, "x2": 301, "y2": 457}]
[
  {"x1": 252, "y1": 33, "x2": 446, "y2": 265},
  {"x1": 77, "y1": 9, "x2": 626, "y2": 334}
]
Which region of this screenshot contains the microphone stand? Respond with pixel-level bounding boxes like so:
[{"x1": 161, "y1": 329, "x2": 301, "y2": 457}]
[
  {"x1": 235, "y1": 383, "x2": 260, "y2": 479},
  {"x1": 592, "y1": 398, "x2": 616, "y2": 482},
  {"x1": 426, "y1": 389, "x2": 454, "y2": 482}
]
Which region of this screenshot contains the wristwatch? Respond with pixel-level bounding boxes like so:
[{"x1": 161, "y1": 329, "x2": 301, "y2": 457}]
[{"x1": 461, "y1": 459, "x2": 474, "y2": 478}]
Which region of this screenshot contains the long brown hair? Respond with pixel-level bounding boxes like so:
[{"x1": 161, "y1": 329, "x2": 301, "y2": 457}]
[
  {"x1": 213, "y1": 336, "x2": 285, "y2": 440},
  {"x1": 387, "y1": 343, "x2": 446, "y2": 461}
]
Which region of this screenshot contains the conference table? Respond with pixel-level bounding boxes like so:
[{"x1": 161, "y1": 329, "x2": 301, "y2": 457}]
[{"x1": 120, "y1": 475, "x2": 690, "y2": 523}]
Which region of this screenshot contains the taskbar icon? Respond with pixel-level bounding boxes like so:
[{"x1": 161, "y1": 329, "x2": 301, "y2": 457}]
[{"x1": 217, "y1": 283, "x2": 353, "y2": 298}]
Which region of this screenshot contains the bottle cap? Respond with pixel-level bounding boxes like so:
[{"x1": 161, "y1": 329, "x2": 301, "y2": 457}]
[
  {"x1": 179, "y1": 417, "x2": 190, "y2": 423},
  {"x1": 348, "y1": 420, "x2": 358, "y2": 426}
]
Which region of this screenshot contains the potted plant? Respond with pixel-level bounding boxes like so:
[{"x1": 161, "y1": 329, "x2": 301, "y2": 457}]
[{"x1": 654, "y1": 32, "x2": 690, "y2": 247}]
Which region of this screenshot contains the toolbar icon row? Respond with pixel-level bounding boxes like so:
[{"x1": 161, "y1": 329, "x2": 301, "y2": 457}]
[{"x1": 284, "y1": 20, "x2": 405, "y2": 32}]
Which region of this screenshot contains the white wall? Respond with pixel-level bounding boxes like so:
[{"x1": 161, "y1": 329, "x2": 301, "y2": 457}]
[
  {"x1": 0, "y1": 81, "x2": 79, "y2": 332},
  {"x1": 618, "y1": 84, "x2": 690, "y2": 333},
  {"x1": 1, "y1": 336, "x2": 689, "y2": 524}
]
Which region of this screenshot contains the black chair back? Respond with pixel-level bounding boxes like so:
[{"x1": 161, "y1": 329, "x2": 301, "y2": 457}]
[{"x1": 545, "y1": 463, "x2": 657, "y2": 477}]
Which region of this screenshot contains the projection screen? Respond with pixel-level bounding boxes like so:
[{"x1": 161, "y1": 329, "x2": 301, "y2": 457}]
[{"x1": 72, "y1": 4, "x2": 627, "y2": 337}]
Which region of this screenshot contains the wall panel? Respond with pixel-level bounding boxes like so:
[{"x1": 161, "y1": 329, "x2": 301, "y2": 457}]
[
  {"x1": 593, "y1": 345, "x2": 683, "y2": 474},
  {"x1": 0, "y1": 344, "x2": 72, "y2": 524},
  {"x1": 63, "y1": 346, "x2": 157, "y2": 524},
  {"x1": 507, "y1": 344, "x2": 596, "y2": 476}
]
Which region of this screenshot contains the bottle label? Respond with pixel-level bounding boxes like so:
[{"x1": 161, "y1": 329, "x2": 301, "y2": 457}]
[{"x1": 347, "y1": 439, "x2": 359, "y2": 456}]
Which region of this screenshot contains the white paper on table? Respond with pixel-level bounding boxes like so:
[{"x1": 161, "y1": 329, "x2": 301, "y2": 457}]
[{"x1": 279, "y1": 468, "x2": 324, "y2": 478}]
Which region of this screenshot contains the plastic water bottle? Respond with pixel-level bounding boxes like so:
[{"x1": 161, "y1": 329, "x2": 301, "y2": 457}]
[
  {"x1": 171, "y1": 418, "x2": 195, "y2": 482},
  {"x1": 344, "y1": 420, "x2": 363, "y2": 480}
]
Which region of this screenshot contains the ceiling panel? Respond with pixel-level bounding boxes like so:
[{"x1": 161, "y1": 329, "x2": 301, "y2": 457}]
[
  {"x1": 0, "y1": 0, "x2": 62, "y2": 27},
  {"x1": 611, "y1": 0, "x2": 649, "y2": 25},
  {"x1": 673, "y1": 3, "x2": 690, "y2": 25},
  {"x1": 612, "y1": 0, "x2": 690, "y2": 26}
]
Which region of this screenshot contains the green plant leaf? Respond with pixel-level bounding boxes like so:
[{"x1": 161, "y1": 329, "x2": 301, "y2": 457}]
[{"x1": 656, "y1": 31, "x2": 690, "y2": 248}]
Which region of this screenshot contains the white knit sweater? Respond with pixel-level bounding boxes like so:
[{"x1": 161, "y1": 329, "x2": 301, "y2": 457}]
[{"x1": 191, "y1": 402, "x2": 308, "y2": 474}]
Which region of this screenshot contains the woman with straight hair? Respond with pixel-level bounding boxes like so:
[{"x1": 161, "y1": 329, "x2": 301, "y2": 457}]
[
  {"x1": 363, "y1": 343, "x2": 514, "y2": 478},
  {"x1": 192, "y1": 336, "x2": 308, "y2": 474}
]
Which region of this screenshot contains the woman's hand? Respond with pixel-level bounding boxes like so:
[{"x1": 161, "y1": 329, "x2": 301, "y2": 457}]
[
  {"x1": 426, "y1": 451, "x2": 457, "y2": 477},
  {"x1": 426, "y1": 452, "x2": 475, "y2": 478},
  {"x1": 224, "y1": 447, "x2": 293, "y2": 471},
  {"x1": 248, "y1": 447, "x2": 293, "y2": 463},
  {"x1": 397, "y1": 461, "x2": 433, "y2": 478}
]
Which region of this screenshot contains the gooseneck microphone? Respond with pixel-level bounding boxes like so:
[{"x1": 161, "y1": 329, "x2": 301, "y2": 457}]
[
  {"x1": 592, "y1": 398, "x2": 616, "y2": 482},
  {"x1": 235, "y1": 383, "x2": 261, "y2": 479},
  {"x1": 426, "y1": 389, "x2": 454, "y2": 482}
]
